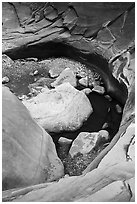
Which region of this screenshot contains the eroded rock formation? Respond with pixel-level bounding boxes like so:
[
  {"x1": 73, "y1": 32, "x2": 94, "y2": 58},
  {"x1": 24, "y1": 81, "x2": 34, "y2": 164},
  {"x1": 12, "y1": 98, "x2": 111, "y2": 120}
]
[
  {"x1": 2, "y1": 2, "x2": 135, "y2": 202},
  {"x1": 2, "y1": 86, "x2": 64, "y2": 190}
]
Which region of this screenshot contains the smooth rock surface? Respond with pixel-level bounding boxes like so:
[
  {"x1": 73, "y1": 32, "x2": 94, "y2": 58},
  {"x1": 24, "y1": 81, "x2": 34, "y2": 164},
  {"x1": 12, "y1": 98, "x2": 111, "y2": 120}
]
[
  {"x1": 76, "y1": 180, "x2": 131, "y2": 202},
  {"x1": 13, "y1": 161, "x2": 134, "y2": 202},
  {"x1": 51, "y1": 68, "x2": 77, "y2": 87},
  {"x1": 2, "y1": 86, "x2": 64, "y2": 190},
  {"x1": 79, "y1": 76, "x2": 88, "y2": 87},
  {"x1": 69, "y1": 130, "x2": 109, "y2": 157},
  {"x1": 23, "y1": 83, "x2": 93, "y2": 132}
]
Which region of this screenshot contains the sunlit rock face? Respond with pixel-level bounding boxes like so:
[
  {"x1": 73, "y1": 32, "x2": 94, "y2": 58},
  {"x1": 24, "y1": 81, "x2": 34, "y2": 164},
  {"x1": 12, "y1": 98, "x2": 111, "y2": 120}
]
[
  {"x1": 69, "y1": 130, "x2": 109, "y2": 157},
  {"x1": 2, "y1": 87, "x2": 64, "y2": 190},
  {"x1": 23, "y1": 83, "x2": 93, "y2": 132}
]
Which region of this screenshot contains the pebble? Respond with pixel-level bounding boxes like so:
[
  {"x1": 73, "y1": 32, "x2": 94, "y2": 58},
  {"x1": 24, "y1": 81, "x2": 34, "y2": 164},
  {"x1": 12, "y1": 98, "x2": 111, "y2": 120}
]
[
  {"x1": 108, "y1": 107, "x2": 111, "y2": 112},
  {"x1": 102, "y1": 122, "x2": 109, "y2": 129},
  {"x1": 115, "y1": 104, "x2": 122, "y2": 113},
  {"x1": 104, "y1": 95, "x2": 112, "y2": 101},
  {"x1": 64, "y1": 174, "x2": 70, "y2": 178},
  {"x1": 2, "y1": 76, "x2": 10, "y2": 84},
  {"x1": 29, "y1": 70, "x2": 39, "y2": 76},
  {"x1": 27, "y1": 93, "x2": 33, "y2": 97},
  {"x1": 33, "y1": 70, "x2": 39, "y2": 76}
]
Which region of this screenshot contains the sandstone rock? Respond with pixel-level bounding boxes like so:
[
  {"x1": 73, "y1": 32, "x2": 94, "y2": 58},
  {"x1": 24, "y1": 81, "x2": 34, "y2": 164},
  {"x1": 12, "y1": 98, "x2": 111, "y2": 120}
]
[
  {"x1": 2, "y1": 76, "x2": 10, "y2": 84},
  {"x1": 79, "y1": 76, "x2": 88, "y2": 87},
  {"x1": 13, "y1": 161, "x2": 134, "y2": 202},
  {"x1": 99, "y1": 122, "x2": 135, "y2": 168},
  {"x1": 51, "y1": 68, "x2": 77, "y2": 87},
  {"x1": 2, "y1": 86, "x2": 64, "y2": 190},
  {"x1": 23, "y1": 83, "x2": 93, "y2": 133},
  {"x1": 69, "y1": 130, "x2": 109, "y2": 157},
  {"x1": 76, "y1": 180, "x2": 131, "y2": 202},
  {"x1": 92, "y1": 85, "x2": 105, "y2": 94}
]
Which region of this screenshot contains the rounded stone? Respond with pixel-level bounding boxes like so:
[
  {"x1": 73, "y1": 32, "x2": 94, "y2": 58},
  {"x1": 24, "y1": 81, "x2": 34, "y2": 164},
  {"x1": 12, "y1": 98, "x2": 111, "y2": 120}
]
[{"x1": 2, "y1": 76, "x2": 10, "y2": 84}]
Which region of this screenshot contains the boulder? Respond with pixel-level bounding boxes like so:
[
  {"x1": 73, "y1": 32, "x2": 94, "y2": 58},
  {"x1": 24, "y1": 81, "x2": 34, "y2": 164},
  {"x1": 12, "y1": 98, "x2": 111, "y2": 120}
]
[
  {"x1": 2, "y1": 86, "x2": 64, "y2": 190},
  {"x1": 51, "y1": 68, "x2": 77, "y2": 87},
  {"x1": 69, "y1": 130, "x2": 109, "y2": 157},
  {"x1": 23, "y1": 83, "x2": 93, "y2": 132}
]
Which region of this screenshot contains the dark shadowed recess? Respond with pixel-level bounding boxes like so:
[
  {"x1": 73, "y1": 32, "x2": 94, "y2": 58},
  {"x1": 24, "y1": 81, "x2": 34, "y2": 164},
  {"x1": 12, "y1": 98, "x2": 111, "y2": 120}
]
[
  {"x1": 5, "y1": 41, "x2": 128, "y2": 105},
  {"x1": 5, "y1": 41, "x2": 127, "y2": 143}
]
